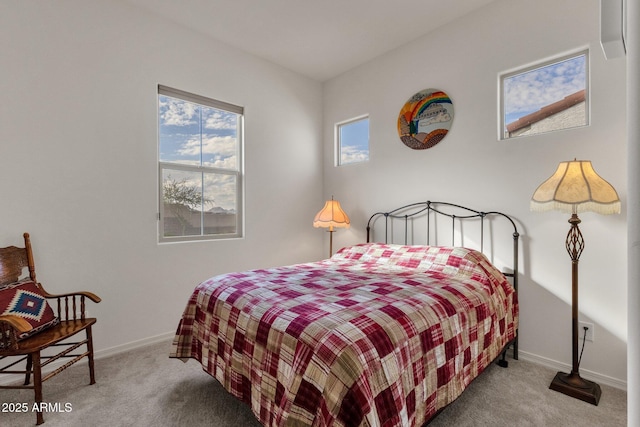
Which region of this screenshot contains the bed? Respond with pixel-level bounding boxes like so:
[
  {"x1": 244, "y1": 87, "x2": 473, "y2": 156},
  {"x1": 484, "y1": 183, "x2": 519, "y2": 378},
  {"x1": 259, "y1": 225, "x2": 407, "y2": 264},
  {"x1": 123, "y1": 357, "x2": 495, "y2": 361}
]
[{"x1": 170, "y1": 201, "x2": 519, "y2": 426}]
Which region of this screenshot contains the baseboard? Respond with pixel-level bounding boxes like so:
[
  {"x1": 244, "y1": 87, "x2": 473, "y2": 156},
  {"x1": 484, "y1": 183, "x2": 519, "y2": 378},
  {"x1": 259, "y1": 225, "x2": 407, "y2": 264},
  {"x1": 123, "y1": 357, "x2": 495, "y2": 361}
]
[
  {"x1": 518, "y1": 350, "x2": 627, "y2": 391},
  {"x1": 93, "y1": 331, "x2": 175, "y2": 361}
]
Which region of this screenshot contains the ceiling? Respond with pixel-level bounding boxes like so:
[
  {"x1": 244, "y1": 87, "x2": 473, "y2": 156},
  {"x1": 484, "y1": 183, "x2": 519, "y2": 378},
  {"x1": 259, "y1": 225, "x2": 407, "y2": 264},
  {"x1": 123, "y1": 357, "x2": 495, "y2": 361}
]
[{"x1": 124, "y1": 0, "x2": 497, "y2": 82}]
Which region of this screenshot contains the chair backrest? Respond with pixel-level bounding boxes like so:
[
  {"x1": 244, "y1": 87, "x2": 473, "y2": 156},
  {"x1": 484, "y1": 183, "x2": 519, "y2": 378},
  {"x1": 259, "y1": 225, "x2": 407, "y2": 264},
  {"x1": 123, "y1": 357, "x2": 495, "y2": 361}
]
[{"x1": 0, "y1": 233, "x2": 36, "y2": 287}]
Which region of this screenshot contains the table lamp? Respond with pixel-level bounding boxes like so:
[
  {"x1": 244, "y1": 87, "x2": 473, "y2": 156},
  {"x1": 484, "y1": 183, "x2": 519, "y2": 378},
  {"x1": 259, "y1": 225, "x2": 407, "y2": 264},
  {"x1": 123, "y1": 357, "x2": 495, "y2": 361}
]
[{"x1": 313, "y1": 197, "x2": 350, "y2": 258}]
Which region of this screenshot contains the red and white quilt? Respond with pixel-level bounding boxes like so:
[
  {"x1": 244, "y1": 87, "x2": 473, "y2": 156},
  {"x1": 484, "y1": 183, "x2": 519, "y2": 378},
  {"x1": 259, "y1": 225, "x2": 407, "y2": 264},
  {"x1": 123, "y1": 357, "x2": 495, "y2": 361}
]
[{"x1": 171, "y1": 243, "x2": 518, "y2": 426}]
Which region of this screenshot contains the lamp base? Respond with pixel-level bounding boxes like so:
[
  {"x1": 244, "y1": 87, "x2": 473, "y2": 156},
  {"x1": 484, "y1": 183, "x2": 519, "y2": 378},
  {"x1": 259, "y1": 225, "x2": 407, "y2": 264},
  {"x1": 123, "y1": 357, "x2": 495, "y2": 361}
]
[{"x1": 549, "y1": 371, "x2": 601, "y2": 405}]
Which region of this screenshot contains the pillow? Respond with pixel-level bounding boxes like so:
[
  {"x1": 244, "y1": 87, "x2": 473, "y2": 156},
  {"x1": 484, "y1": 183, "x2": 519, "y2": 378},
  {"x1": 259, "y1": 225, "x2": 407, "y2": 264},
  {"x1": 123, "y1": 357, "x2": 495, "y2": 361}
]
[
  {"x1": 335, "y1": 243, "x2": 506, "y2": 283},
  {"x1": 0, "y1": 280, "x2": 59, "y2": 342}
]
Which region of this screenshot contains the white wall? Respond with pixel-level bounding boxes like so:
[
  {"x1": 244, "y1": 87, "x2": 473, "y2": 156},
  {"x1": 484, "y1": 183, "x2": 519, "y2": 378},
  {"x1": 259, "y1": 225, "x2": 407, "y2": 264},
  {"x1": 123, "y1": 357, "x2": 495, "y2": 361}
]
[
  {"x1": 323, "y1": 0, "x2": 628, "y2": 386},
  {"x1": 0, "y1": 0, "x2": 324, "y2": 351},
  {"x1": 0, "y1": 0, "x2": 629, "y2": 391}
]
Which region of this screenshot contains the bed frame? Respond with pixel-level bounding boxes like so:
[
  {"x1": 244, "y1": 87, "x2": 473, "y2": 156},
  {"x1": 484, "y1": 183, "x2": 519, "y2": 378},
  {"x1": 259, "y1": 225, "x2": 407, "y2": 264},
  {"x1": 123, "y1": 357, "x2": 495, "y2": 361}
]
[{"x1": 366, "y1": 200, "x2": 520, "y2": 363}]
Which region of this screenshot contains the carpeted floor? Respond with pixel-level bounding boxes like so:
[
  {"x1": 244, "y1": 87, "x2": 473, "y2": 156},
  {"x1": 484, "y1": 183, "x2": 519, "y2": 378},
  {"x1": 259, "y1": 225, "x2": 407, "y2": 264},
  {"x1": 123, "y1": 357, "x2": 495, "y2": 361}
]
[{"x1": 0, "y1": 340, "x2": 627, "y2": 426}]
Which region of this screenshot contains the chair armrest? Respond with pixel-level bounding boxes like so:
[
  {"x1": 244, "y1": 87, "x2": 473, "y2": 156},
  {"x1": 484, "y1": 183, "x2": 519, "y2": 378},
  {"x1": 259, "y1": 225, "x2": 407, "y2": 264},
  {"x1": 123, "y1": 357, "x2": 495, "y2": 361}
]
[
  {"x1": 0, "y1": 314, "x2": 33, "y2": 334},
  {"x1": 42, "y1": 290, "x2": 102, "y2": 304},
  {"x1": 39, "y1": 288, "x2": 101, "y2": 321}
]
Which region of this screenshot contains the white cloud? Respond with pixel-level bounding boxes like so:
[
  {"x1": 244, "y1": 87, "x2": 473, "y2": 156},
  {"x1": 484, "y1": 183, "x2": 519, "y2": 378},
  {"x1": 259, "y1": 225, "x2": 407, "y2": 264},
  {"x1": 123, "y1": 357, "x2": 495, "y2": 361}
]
[
  {"x1": 177, "y1": 135, "x2": 238, "y2": 170},
  {"x1": 340, "y1": 146, "x2": 369, "y2": 165},
  {"x1": 203, "y1": 110, "x2": 236, "y2": 130},
  {"x1": 159, "y1": 97, "x2": 198, "y2": 126},
  {"x1": 204, "y1": 174, "x2": 236, "y2": 210},
  {"x1": 504, "y1": 55, "x2": 585, "y2": 119},
  {"x1": 160, "y1": 97, "x2": 240, "y2": 131}
]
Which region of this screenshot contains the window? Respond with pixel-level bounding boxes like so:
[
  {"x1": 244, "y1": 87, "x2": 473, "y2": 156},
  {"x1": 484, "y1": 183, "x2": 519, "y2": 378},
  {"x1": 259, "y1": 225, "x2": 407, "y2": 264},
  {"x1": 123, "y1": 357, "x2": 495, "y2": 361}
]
[
  {"x1": 499, "y1": 50, "x2": 588, "y2": 139},
  {"x1": 336, "y1": 116, "x2": 369, "y2": 165},
  {"x1": 158, "y1": 85, "x2": 243, "y2": 242}
]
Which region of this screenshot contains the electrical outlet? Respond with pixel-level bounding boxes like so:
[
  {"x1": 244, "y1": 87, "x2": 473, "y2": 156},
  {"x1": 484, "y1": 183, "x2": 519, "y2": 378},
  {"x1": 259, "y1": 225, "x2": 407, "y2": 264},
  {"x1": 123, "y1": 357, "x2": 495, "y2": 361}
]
[{"x1": 579, "y1": 321, "x2": 594, "y2": 342}]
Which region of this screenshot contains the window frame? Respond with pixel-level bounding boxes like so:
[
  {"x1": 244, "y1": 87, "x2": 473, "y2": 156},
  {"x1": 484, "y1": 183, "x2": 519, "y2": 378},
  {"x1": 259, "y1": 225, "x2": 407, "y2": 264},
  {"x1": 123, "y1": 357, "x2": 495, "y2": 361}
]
[
  {"x1": 158, "y1": 85, "x2": 244, "y2": 243},
  {"x1": 335, "y1": 115, "x2": 370, "y2": 166},
  {"x1": 498, "y1": 49, "x2": 589, "y2": 140}
]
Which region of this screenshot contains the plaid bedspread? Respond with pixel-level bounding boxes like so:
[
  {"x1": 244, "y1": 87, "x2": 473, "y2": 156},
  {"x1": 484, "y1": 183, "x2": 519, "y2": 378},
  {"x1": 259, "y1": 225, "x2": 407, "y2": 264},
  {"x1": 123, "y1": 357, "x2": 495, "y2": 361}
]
[{"x1": 170, "y1": 243, "x2": 518, "y2": 426}]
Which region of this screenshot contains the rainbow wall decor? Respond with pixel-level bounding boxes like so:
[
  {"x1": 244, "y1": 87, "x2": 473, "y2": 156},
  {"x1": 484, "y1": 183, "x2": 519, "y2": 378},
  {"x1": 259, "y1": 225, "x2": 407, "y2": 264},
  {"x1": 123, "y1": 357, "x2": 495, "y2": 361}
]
[{"x1": 398, "y1": 89, "x2": 454, "y2": 150}]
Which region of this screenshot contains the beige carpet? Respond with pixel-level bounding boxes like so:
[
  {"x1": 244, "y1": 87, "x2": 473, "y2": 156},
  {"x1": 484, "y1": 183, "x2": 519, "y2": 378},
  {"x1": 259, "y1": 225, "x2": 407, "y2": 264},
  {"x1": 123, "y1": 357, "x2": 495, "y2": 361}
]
[{"x1": 0, "y1": 340, "x2": 627, "y2": 426}]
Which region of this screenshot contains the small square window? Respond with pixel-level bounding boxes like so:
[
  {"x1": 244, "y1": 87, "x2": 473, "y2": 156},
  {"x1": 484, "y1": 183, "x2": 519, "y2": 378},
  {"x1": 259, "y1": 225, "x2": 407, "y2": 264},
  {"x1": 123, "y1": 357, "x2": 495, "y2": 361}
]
[
  {"x1": 336, "y1": 116, "x2": 369, "y2": 166},
  {"x1": 499, "y1": 50, "x2": 588, "y2": 139}
]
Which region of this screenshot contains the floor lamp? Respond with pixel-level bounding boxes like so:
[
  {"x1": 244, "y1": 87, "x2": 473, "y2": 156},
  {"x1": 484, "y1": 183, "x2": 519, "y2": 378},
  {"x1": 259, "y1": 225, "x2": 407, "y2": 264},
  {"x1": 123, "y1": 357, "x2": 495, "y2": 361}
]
[
  {"x1": 531, "y1": 159, "x2": 620, "y2": 405},
  {"x1": 313, "y1": 197, "x2": 350, "y2": 258}
]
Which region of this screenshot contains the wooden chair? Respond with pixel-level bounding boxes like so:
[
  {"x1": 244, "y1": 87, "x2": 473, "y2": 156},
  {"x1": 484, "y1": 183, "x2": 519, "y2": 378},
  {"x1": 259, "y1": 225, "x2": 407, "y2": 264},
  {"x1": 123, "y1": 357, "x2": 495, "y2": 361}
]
[{"x1": 0, "y1": 233, "x2": 101, "y2": 425}]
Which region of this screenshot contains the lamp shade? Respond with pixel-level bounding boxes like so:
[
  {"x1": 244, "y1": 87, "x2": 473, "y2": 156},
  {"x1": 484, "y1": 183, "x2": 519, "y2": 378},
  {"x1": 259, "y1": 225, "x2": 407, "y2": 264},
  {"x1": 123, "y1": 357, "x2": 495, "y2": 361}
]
[
  {"x1": 530, "y1": 160, "x2": 620, "y2": 215},
  {"x1": 313, "y1": 198, "x2": 350, "y2": 231}
]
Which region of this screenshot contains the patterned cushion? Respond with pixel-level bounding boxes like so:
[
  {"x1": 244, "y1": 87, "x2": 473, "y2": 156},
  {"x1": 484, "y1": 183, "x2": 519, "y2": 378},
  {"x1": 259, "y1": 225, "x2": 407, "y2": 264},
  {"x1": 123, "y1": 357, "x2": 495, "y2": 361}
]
[{"x1": 0, "y1": 280, "x2": 59, "y2": 341}]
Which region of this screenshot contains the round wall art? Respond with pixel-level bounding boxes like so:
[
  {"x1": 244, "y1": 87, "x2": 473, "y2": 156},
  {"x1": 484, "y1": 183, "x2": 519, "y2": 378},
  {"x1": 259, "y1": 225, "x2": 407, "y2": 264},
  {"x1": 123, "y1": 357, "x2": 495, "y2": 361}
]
[{"x1": 397, "y1": 88, "x2": 454, "y2": 150}]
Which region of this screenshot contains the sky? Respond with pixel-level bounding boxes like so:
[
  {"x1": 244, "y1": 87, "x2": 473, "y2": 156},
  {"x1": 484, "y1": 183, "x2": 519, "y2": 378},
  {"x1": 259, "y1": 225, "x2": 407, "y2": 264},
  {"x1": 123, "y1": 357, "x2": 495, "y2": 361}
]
[
  {"x1": 159, "y1": 95, "x2": 239, "y2": 211},
  {"x1": 339, "y1": 117, "x2": 369, "y2": 165},
  {"x1": 503, "y1": 53, "x2": 586, "y2": 126}
]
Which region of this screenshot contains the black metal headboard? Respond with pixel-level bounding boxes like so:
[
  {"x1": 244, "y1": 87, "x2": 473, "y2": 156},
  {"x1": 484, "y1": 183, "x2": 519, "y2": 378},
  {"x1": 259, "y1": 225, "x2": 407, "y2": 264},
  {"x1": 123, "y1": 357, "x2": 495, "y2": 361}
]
[{"x1": 366, "y1": 200, "x2": 520, "y2": 292}]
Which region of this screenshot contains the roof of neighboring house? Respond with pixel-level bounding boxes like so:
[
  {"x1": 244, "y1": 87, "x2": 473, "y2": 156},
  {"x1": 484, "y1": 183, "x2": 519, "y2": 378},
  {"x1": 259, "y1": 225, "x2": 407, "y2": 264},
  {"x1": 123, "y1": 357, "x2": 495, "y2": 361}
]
[{"x1": 506, "y1": 89, "x2": 586, "y2": 133}]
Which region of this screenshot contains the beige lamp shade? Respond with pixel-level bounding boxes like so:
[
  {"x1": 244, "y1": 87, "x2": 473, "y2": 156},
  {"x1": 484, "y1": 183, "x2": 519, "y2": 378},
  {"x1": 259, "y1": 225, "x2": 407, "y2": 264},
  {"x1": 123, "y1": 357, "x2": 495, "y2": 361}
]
[
  {"x1": 530, "y1": 160, "x2": 620, "y2": 215},
  {"x1": 313, "y1": 198, "x2": 350, "y2": 231}
]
